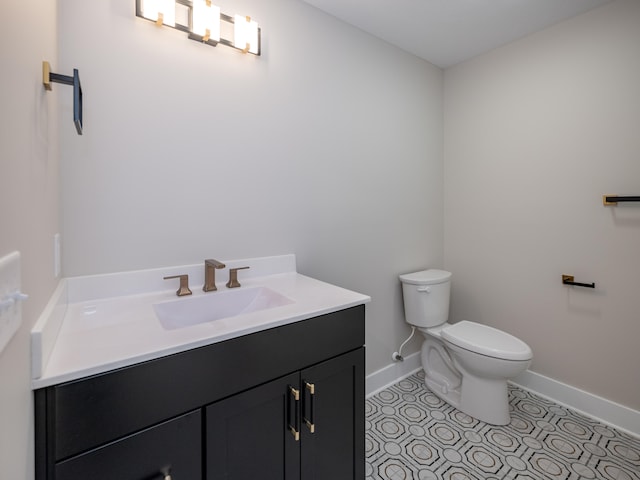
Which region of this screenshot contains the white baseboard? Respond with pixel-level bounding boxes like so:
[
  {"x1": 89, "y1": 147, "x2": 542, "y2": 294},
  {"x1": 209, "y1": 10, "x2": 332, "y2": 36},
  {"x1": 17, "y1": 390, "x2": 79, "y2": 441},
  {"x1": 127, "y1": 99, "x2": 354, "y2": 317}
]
[
  {"x1": 366, "y1": 351, "x2": 422, "y2": 398},
  {"x1": 366, "y1": 357, "x2": 640, "y2": 438},
  {"x1": 511, "y1": 369, "x2": 640, "y2": 438}
]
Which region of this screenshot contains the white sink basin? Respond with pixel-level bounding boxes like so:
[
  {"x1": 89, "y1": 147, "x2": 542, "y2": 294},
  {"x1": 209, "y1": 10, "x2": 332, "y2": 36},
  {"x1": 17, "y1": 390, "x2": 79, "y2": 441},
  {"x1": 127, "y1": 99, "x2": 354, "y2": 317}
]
[{"x1": 153, "y1": 287, "x2": 294, "y2": 330}]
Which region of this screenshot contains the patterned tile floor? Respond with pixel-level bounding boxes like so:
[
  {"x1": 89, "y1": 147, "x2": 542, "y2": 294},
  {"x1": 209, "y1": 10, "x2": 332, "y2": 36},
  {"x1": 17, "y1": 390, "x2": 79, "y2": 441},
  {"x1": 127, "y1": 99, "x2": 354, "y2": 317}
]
[{"x1": 366, "y1": 370, "x2": 640, "y2": 480}]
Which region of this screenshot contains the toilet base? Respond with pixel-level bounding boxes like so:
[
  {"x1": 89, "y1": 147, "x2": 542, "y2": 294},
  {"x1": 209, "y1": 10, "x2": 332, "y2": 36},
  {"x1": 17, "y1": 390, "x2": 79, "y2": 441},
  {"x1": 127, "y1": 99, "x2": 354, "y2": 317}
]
[
  {"x1": 424, "y1": 373, "x2": 510, "y2": 425},
  {"x1": 459, "y1": 374, "x2": 510, "y2": 425},
  {"x1": 424, "y1": 376, "x2": 461, "y2": 407}
]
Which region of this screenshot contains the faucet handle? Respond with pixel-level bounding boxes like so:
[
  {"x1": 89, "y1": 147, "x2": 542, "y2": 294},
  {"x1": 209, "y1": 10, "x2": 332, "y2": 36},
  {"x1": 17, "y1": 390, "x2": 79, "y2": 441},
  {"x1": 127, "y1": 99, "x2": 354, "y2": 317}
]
[
  {"x1": 164, "y1": 274, "x2": 192, "y2": 296},
  {"x1": 226, "y1": 267, "x2": 250, "y2": 288}
]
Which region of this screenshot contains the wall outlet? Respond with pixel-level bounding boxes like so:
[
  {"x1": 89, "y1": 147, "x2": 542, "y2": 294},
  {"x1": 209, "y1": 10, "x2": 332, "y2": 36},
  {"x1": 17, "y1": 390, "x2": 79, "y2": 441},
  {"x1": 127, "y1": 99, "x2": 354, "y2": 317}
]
[{"x1": 54, "y1": 233, "x2": 61, "y2": 278}]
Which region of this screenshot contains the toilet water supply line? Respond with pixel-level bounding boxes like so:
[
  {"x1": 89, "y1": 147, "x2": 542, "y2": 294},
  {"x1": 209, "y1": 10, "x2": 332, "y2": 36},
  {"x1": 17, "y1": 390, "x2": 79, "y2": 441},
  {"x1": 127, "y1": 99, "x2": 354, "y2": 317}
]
[{"x1": 392, "y1": 326, "x2": 416, "y2": 362}]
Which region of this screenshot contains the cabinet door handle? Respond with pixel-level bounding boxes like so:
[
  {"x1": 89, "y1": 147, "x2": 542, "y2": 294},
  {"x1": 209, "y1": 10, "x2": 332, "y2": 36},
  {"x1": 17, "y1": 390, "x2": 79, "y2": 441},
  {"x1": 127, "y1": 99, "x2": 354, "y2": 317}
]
[
  {"x1": 303, "y1": 381, "x2": 315, "y2": 433},
  {"x1": 287, "y1": 386, "x2": 300, "y2": 441}
]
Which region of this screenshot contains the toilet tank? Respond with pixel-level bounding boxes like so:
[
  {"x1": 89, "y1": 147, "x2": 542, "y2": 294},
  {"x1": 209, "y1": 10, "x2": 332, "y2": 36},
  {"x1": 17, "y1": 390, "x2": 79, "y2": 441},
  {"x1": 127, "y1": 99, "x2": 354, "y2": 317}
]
[{"x1": 399, "y1": 269, "x2": 452, "y2": 328}]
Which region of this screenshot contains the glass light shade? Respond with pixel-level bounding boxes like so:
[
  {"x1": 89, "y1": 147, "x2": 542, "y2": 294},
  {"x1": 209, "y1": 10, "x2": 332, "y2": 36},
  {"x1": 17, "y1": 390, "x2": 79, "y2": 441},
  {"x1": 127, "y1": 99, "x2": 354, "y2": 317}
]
[
  {"x1": 234, "y1": 14, "x2": 259, "y2": 54},
  {"x1": 193, "y1": 1, "x2": 220, "y2": 41},
  {"x1": 142, "y1": 0, "x2": 176, "y2": 27}
]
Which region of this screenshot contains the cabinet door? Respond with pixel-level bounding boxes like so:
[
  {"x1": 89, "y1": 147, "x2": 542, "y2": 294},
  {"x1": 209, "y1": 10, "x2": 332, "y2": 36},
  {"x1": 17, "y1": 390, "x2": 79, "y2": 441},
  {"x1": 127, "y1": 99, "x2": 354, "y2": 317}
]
[
  {"x1": 300, "y1": 348, "x2": 365, "y2": 480},
  {"x1": 55, "y1": 410, "x2": 201, "y2": 480},
  {"x1": 206, "y1": 372, "x2": 301, "y2": 480}
]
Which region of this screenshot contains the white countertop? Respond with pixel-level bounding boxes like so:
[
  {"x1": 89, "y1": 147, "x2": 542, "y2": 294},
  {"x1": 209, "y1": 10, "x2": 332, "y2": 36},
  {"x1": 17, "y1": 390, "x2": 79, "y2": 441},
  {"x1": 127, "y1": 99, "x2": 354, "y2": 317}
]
[{"x1": 31, "y1": 255, "x2": 370, "y2": 389}]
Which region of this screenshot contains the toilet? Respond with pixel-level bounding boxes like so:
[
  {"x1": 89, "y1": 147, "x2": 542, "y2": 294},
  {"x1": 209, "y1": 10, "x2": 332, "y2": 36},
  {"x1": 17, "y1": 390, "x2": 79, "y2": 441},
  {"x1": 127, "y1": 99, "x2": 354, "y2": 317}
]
[{"x1": 399, "y1": 269, "x2": 532, "y2": 425}]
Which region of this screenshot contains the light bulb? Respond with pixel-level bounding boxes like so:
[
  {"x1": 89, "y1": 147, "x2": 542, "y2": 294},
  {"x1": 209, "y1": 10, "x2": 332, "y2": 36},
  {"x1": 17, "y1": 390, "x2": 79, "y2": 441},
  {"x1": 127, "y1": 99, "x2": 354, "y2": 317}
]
[{"x1": 234, "y1": 14, "x2": 259, "y2": 54}]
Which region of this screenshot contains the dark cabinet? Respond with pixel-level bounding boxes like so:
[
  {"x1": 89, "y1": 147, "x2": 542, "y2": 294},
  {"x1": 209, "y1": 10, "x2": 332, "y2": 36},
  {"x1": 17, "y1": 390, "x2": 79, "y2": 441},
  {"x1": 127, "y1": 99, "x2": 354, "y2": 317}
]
[
  {"x1": 55, "y1": 410, "x2": 201, "y2": 480},
  {"x1": 206, "y1": 372, "x2": 301, "y2": 480},
  {"x1": 206, "y1": 348, "x2": 364, "y2": 480},
  {"x1": 35, "y1": 305, "x2": 365, "y2": 480},
  {"x1": 300, "y1": 349, "x2": 364, "y2": 480}
]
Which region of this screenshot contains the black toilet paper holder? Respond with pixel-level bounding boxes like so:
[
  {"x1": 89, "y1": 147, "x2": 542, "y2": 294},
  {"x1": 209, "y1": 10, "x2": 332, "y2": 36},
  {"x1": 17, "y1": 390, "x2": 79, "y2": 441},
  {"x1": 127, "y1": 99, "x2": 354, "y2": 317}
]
[{"x1": 562, "y1": 275, "x2": 595, "y2": 289}]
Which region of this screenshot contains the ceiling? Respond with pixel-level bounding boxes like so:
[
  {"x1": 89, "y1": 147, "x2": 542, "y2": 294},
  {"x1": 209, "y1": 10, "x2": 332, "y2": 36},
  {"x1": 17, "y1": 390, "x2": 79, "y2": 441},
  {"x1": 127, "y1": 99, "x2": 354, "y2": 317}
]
[{"x1": 300, "y1": 0, "x2": 613, "y2": 68}]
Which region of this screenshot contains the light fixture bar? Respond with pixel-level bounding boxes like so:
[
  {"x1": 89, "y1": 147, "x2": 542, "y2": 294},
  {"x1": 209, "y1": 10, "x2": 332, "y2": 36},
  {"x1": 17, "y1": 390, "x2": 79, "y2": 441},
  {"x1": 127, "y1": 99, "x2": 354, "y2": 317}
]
[{"x1": 135, "y1": 0, "x2": 261, "y2": 56}]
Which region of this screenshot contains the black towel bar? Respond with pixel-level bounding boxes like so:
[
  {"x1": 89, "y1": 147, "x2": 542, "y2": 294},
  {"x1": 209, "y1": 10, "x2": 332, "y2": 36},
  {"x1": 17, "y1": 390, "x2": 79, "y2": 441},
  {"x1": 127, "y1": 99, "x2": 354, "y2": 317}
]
[{"x1": 603, "y1": 195, "x2": 640, "y2": 206}]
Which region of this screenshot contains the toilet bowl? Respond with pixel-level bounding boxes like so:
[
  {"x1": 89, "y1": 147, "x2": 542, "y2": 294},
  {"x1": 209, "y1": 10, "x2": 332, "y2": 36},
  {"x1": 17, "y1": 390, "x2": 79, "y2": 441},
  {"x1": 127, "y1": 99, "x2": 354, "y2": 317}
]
[{"x1": 399, "y1": 269, "x2": 532, "y2": 425}]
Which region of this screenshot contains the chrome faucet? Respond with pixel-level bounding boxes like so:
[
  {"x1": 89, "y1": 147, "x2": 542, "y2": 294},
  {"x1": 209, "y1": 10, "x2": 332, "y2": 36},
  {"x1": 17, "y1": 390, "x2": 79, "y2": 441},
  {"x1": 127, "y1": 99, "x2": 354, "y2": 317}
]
[{"x1": 203, "y1": 259, "x2": 225, "y2": 292}]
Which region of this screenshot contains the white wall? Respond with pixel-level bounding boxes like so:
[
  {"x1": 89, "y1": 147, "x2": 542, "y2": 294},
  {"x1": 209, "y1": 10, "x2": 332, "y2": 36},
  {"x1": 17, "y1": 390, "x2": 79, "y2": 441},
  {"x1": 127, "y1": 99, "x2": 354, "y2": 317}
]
[
  {"x1": 0, "y1": 1, "x2": 60, "y2": 479},
  {"x1": 58, "y1": 0, "x2": 444, "y2": 375},
  {"x1": 444, "y1": 0, "x2": 640, "y2": 410},
  {"x1": 3, "y1": 1, "x2": 638, "y2": 477}
]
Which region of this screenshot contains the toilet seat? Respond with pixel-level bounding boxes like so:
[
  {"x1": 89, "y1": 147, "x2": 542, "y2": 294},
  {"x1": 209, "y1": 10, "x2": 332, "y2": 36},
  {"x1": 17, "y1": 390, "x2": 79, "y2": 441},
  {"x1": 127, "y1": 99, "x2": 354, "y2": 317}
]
[{"x1": 441, "y1": 320, "x2": 532, "y2": 361}]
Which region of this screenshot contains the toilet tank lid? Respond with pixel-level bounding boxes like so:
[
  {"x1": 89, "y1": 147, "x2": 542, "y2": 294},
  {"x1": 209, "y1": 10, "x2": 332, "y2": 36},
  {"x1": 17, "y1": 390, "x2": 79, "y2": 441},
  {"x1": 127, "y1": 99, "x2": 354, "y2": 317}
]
[
  {"x1": 441, "y1": 321, "x2": 533, "y2": 361},
  {"x1": 399, "y1": 269, "x2": 452, "y2": 285}
]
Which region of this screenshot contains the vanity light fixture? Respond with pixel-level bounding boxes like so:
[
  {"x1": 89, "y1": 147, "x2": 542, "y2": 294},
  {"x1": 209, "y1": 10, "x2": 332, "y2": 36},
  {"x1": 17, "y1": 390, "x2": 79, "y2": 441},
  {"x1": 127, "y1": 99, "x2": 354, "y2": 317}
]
[{"x1": 136, "y1": 0, "x2": 261, "y2": 56}]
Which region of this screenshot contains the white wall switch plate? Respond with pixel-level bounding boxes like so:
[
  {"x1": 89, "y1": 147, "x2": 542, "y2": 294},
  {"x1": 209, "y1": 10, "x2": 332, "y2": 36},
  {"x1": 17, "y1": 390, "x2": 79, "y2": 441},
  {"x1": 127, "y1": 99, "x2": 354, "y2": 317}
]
[{"x1": 0, "y1": 251, "x2": 26, "y2": 354}]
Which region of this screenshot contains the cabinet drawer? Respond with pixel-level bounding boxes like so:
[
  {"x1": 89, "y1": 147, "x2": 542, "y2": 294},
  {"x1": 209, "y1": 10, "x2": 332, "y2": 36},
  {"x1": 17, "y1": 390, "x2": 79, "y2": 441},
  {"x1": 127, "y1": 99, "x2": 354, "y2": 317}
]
[{"x1": 55, "y1": 410, "x2": 201, "y2": 480}]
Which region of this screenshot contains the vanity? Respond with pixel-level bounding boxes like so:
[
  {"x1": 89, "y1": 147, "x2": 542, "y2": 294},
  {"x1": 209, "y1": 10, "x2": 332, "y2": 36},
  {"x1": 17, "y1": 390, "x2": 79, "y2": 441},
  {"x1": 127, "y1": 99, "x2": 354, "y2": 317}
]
[{"x1": 32, "y1": 255, "x2": 370, "y2": 480}]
